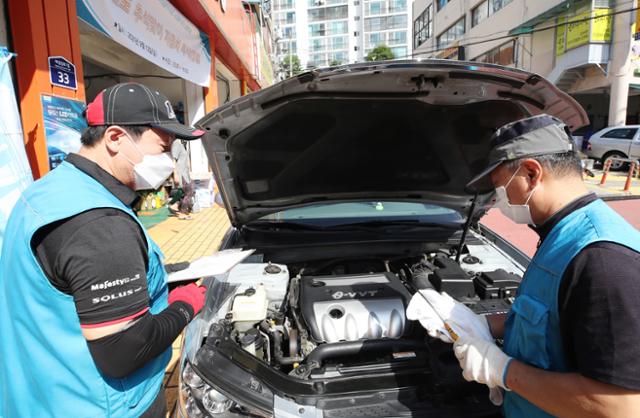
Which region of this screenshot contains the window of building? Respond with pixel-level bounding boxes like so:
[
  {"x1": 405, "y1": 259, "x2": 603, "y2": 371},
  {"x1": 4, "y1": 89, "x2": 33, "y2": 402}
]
[
  {"x1": 437, "y1": 0, "x2": 451, "y2": 11},
  {"x1": 275, "y1": 11, "x2": 296, "y2": 26},
  {"x1": 389, "y1": 14, "x2": 407, "y2": 29},
  {"x1": 390, "y1": 46, "x2": 407, "y2": 58},
  {"x1": 389, "y1": 0, "x2": 407, "y2": 13},
  {"x1": 308, "y1": 5, "x2": 348, "y2": 22},
  {"x1": 277, "y1": 41, "x2": 297, "y2": 55},
  {"x1": 388, "y1": 31, "x2": 406, "y2": 45},
  {"x1": 330, "y1": 51, "x2": 348, "y2": 64},
  {"x1": 365, "y1": 15, "x2": 407, "y2": 32},
  {"x1": 366, "y1": 32, "x2": 382, "y2": 49},
  {"x1": 365, "y1": 17, "x2": 382, "y2": 31},
  {"x1": 365, "y1": 1, "x2": 384, "y2": 16},
  {"x1": 472, "y1": 1, "x2": 488, "y2": 27},
  {"x1": 311, "y1": 38, "x2": 326, "y2": 52},
  {"x1": 282, "y1": 26, "x2": 296, "y2": 39},
  {"x1": 413, "y1": 4, "x2": 432, "y2": 48},
  {"x1": 329, "y1": 21, "x2": 348, "y2": 35},
  {"x1": 472, "y1": 0, "x2": 513, "y2": 26},
  {"x1": 308, "y1": 53, "x2": 327, "y2": 68},
  {"x1": 309, "y1": 23, "x2": 326, "y2": 37},
  {"x1": 330, "y1": 36, "x2": 348, "y2": 50},
  {"x1": 307, "y1": 0, "x2": 348, "y2": 6},
  {"x1": 473, "y1": 40, "x2": 515, "y2": 65},
  {"x1": 274, "y1": 0, "x2": 294, "y2": 10},
  {"x1": 437, "y1": 17, "x2": 465, "y2": 49}
]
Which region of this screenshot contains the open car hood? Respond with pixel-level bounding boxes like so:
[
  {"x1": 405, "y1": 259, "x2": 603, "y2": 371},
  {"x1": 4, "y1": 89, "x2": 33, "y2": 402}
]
[{"x1": 196, "y1": 60, "x2": 588, "y2": 227}]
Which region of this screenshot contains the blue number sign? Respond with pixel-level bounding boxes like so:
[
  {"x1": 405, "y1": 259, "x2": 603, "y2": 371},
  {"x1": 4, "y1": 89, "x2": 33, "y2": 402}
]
[{"x1": 48, "y1": 56, "x2": 77, "y2": 90}]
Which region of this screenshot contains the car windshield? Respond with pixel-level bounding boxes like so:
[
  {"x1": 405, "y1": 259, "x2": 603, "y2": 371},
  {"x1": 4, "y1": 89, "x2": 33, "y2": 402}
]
[{"x1": 258, "y1": 202, "x2": 464, "y2": 226}]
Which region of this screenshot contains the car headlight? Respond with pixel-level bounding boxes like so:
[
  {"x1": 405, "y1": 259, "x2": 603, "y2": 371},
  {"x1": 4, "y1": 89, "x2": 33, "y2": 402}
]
[
  {"x1": 202, "y1": 388, "x2": 233, "y2": 415},
  {"x1": 179, "y1": 361, "x2": 234, "y2": 417}
]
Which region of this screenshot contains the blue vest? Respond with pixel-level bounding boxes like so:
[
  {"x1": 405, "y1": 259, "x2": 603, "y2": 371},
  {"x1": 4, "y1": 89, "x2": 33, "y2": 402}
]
[
  {"x1": 503, "y1": 199, "x2": 640, "y2": 417},
  {"x1": 0, "y1": 161, "x2": 171, "y2": 418}
]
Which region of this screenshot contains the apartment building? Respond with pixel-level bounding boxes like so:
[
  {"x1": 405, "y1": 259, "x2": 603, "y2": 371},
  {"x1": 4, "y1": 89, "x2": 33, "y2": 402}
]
[
  {"x1": 412, "y1": 0, "x2": 640, "y2": 130},
  {"x1": 272, "y1": 0, "x2": 413, "y2": 78}
]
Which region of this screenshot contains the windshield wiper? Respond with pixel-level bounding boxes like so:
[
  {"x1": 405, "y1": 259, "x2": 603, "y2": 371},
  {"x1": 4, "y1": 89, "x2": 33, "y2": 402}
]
[
  {"x1": 244, "y1": 221, "x2": 327, "y2": 231},
  {"x1": 324, "y1": 220, "x2": 462, "y2": 230},
  {"x1": 245, "y1": 219, "x2": 461, "y2": 232}
]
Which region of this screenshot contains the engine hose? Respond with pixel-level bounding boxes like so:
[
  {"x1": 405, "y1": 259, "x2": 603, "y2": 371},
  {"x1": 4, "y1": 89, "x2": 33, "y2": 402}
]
[
  {"x1": 304, "y1": 339, "x2": 427, "y2": 370},
  {"x1": 272, "y1": 329, "x2": 304, "y2": 365}
]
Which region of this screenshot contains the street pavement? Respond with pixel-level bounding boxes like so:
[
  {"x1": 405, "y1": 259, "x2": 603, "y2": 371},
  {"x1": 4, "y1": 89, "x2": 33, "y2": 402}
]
[{"x1": 480, "y1": 198, "x2": 640, "y2": 258}]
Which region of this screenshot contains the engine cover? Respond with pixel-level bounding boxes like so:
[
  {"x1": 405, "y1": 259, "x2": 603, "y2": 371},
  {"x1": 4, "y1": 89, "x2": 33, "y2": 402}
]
[{"x1": 299, "y1": 272, "x2": 412, "y2": 343}]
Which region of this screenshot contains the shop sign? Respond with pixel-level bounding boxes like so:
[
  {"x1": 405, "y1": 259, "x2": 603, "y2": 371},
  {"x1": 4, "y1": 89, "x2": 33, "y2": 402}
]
[
  {"x1": 41, "y1": 95, "x2": 87, "y2": 170},
  {"x1": 591, "y1": 9, "x2": 612, "y2": 42},
  {"x1": 48, "y1": 56, "x2": 77, "y2": 90},
  {"x1": 555, "y1": 8, "x2": 612, "y2": 57},
  {"x1": 76, "y1": 0, "x2": 211, "y2": 87},
  {"x1": 555, "y1": 16, "x2": 567, "y2": 57},
  {"x1": 565, "y1": 10, "x2": 591, "y2": 50}
]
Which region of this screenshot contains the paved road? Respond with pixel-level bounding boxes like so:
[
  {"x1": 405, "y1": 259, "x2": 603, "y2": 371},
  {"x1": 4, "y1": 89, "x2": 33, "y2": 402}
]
[{"x1": 480, "y1": 198, "x2": 640, "y2": 257}]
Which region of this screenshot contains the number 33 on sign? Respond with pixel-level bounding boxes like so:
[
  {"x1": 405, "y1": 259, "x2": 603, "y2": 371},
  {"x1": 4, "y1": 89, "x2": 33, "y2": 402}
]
[{"x1": 48, "y1": 56, "x2": 77, "y2": 90}]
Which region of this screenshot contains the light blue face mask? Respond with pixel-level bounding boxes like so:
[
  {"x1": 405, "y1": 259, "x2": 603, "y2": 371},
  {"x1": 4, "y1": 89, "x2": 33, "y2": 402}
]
[{"x1": 493, "y1": 165, "x2": 537, "y2": 225}]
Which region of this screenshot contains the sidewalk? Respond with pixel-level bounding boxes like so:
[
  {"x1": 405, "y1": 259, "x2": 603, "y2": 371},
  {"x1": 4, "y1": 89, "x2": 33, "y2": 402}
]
[
  {"x1": 584, "y1": 168, "x2": 640, "y2": 199},
  {"x1": 148, "y1": 206, "x2": 231, "y2": 264},
  {"x1": 142, "y1": 205, "x2": 231, "y2": 415}
]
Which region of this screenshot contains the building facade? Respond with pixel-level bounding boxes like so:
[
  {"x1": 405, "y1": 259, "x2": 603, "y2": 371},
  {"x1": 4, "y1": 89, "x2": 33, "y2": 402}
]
[
  {"x1": 272, "y1": 0, "x2": 412, "y2": 78},
  {"x1": 412, "y1": 0, "x2": 640, "y2": 132},
  {"x1": 5, "y1": 0, "x2": 277, "y2": 180}
]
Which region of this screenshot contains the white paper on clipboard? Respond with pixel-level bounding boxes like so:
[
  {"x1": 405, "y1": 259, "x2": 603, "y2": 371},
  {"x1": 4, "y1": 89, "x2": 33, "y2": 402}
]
[{"x1": 167, "y1": 249, "x2": 255, "y2": 283}]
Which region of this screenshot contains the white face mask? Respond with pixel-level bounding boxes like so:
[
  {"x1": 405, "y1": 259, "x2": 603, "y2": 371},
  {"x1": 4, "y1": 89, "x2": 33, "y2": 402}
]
[
  {"x1": 494, "y1": 165, "x2": 537, "y2": 225},
  {"x1": 121, "y1": 135, "x2": 175, "y2": 191}
]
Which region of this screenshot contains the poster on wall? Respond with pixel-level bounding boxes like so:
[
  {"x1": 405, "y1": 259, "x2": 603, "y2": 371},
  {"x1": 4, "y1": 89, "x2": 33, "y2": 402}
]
[
  {"x1": 0, "y1": 47, "x2": 32, "y2": 254},
  {"x1": 41, "y1": 95, "x2": 87, "y2": 170},
  {"x1": 76, "y1": 0, "x2": 211, "y2": 87}
]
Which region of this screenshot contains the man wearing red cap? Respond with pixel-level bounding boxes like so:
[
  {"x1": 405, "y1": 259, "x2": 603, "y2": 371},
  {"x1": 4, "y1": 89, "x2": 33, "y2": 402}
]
[{"x1": 0, "y1": 83, "x2": 208, "y2": 417}]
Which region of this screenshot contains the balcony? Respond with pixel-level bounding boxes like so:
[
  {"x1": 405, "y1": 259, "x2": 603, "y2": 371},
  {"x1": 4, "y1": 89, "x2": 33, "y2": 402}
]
[{"x1": 548, "y1": 43, "x2": 610, "y2": 91}]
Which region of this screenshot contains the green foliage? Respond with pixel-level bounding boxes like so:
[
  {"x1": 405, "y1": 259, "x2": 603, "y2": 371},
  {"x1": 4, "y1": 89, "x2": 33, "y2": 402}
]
[
  {"x1": 279, "y1": 54, "x2": 302, "y2": 77},
  {"x1": 365, "y1": 45, "x2": 395, "y2": 62}
]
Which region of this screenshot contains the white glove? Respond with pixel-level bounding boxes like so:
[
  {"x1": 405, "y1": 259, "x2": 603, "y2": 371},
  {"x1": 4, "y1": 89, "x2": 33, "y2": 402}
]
[
  {"x1": 453, "y1": 335, "x2": 512, "y2": 390},
  {"x1": 406, "y1": 289, "x2": 492, "y2": 343}
]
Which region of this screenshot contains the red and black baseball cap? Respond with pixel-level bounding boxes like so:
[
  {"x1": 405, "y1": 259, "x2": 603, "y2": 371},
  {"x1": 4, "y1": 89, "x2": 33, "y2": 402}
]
[{"x1": 85, "y1": 82, "x2": 205, "y2": 140}]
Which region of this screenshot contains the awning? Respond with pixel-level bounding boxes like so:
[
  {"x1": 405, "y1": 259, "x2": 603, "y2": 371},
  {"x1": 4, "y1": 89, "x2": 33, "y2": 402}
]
[{"x1": 509, "y1": 1, "x2": 578, "y2": 36}]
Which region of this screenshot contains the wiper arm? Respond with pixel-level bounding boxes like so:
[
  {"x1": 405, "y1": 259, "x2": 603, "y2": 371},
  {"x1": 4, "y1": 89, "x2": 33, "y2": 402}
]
[
  {"x1": 244, "y1": 221, "x2": 326, "y2": 231},
  {"x1": 325, "y1": 220, "x2": 462, "y2": 230}
]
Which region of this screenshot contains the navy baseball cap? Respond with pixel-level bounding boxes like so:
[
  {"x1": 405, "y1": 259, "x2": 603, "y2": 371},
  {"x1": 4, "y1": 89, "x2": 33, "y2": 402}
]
[
  {"x1": 85, "y1": 82, "x2": 205, "y2": 140},
  {"x1": 466, "y1": 114, "x2": 575, "y2": 192}
]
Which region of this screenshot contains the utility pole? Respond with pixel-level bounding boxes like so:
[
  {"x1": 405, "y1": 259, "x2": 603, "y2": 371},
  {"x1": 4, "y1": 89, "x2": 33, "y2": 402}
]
[{"x1": 288, "y1": 39, "x2": 292, "y2": 78}]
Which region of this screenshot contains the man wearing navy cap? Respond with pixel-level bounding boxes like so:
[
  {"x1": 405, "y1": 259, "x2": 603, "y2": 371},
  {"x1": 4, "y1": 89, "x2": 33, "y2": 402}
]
[
  {"x1": 409, "y1": 114, "x2": 640, "y2": 417},
  {"x1": 0, "y1": 83, "x2": 207, "y2": 417}
]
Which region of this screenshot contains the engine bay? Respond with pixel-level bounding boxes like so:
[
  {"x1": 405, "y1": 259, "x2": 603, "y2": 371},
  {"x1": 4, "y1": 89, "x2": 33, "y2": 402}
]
[{"x1": 206, "y1": 247, "x2": 522, "y2": 382}]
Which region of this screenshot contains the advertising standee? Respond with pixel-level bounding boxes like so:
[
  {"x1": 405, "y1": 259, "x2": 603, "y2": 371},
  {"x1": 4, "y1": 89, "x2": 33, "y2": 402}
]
[{"x1": 41, "y1": 95, "x2": 87, "y2": 170}]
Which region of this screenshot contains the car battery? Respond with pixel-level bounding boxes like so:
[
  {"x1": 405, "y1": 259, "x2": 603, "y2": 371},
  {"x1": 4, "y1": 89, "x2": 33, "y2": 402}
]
[
  {"x1": 474, "y1": 269, "x2": 521, "y2": 299},
  {"x1": 429, "y1": 256, "x2": 475, "y2": 299}
]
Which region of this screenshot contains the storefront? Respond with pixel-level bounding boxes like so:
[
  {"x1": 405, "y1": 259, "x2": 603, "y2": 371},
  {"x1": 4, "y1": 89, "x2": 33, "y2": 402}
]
[{"x1": 7, "y1": 0, "x2": 267, "y2": 180}]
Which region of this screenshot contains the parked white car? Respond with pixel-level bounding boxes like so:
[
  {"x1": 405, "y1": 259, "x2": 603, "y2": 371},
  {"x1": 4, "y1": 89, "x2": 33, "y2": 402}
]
[{"x1": 586, "y1": 125, "x2": 640, "y2": 170}]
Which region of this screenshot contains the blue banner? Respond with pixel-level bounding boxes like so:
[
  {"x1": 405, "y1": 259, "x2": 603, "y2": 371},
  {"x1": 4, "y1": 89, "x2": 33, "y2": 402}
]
[{"x1": 0, "y1": 47, "x2": 32, "y2": 254}]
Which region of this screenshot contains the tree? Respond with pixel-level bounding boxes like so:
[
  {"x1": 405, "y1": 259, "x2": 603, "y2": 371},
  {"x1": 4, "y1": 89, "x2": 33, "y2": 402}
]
[
  {"x1": 365, "y1": 45, "x2": 395, "y2": 62},
  {"x1": 279, "y1": 54, "x2": 302, "y2": 78},
  {"x1": 329, "y1": 59, "x2": 342, "y2": 66}
]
